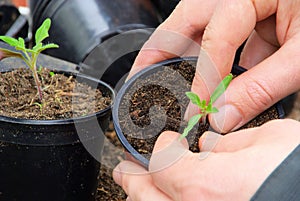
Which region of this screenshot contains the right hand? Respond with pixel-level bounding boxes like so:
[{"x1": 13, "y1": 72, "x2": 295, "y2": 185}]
[{"x1": 127, "y1": 0, "x2": 300, "y2": 132}]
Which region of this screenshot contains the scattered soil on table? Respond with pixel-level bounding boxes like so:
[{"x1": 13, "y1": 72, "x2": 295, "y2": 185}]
[
  {"x1": 0, "y1": 68, "x2": 111, "y2": 119},
  {"x1": 96, "y1": 123, "x2": 127, "y2": 201},
  {"x1": 118, "y1": 60, "x2": 280, "y2": 159}
]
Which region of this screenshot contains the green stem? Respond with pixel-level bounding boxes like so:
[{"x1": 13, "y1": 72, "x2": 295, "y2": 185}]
[
  {"x1": 28, "y1": 53, "x2": 43, "y2": 101},
  {"x1": 32, "y1": 69, "x2": 43, "y2": 101}
]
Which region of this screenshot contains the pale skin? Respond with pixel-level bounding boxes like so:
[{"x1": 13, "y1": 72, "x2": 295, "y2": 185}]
[
  {"x1": 113, "y1": 120, "x2": 300, "y2": 201},
  {"x1": 128, "y1": 0, "x2": 300, "y2": 133},
  {"x1": 113, "y1": 0, "x2": 300, "y2": 200}
]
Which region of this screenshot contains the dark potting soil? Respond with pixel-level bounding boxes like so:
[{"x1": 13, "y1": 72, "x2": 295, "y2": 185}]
[
  {"x1": 118, "y1": 60, "x2": 280, "y2": 159},
  {"x1": 0, "y1": 68, "x2": 111, "y2": 120}
]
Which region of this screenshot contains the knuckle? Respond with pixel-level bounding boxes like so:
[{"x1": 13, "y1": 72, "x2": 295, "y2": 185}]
[{"x1": 242, "y1": 78, "x2": 274, "y2": 112}]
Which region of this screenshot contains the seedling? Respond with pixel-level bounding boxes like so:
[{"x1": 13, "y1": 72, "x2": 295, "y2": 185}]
[
  {"x1": 0, "y1": 18, "x2": 59, "y2": 102},
  {"x1": 179, "y1": 74, "x2": 233, "y2": 140}
]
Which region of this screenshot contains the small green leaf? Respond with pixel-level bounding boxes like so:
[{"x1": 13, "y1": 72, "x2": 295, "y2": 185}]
[
  {"x1": 210, "y1": 107, "x2": 219, "y2": 113},
  {"x1": 210, "y1": 74, "x2": 233, "y2": 104},
  {"x1": 18, "y1": 37, "x2": 25, "y2": 48},
  {"x1": 206, "y1": 104, "x2": 219, "y2": 113},
  {"x1": 206, "y1": 103, "x2": 212, "y2": 111},
  {"x1": 40, "y1": 43, "x2": 59, "y2": 51},
  {"x1": 49, "y1": 71, "x2": 55, "y2": 77},
  {"x1": 32, "y1": 43, "x2": 43, "y2": 52},
  {"x1": 35, "y1": 18, "x2": 51, "y2": 44},
  {"x1": 0, "y1": 36, "x2": 20, "y2": 47},
  {"x1": 201, "y1": 100, "x2": 207, "y2": 108},
  {"x1": 33, "y1": 102, "x2": 43, "y2": 113},
  {"x1": 33, "y1": 43, "x2": 58, "y2": 54},
  {"x1": 179, "y1": 114, "x2": 202, "y2": 140},
  {"x1": 186, "y1": 92, "x2": 201, "y2": 107}
]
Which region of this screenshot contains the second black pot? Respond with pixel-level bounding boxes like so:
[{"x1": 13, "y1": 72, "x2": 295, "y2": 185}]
[{"x1": 29, "y1": 0, "x2": 160, "y2": 87}]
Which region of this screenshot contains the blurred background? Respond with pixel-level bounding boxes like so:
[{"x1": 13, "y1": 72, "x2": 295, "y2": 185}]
[{"x1": 0, "y1": 0, "x2": 180, "y2": 88}]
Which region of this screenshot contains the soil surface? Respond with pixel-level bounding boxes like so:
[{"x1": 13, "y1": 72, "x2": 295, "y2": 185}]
[
  {"x1": 0, "y1": 68, "x2": 111, "y2": 119},
  {"x1": 118, "y1": 60, "x2": 280, "y2": 158}
]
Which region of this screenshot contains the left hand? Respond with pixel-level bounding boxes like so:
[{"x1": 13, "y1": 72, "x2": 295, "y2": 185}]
[{"x1": 113, "y1": 119, "x2": 300, "y2": 201}]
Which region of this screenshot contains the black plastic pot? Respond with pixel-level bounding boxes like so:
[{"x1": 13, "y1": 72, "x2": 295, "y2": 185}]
[
  {"x1": 151, "y1": 0, "x2": 180, "y2": 20},
  {"x1": 0, "y1": 71, "x2": 114, "y2": 201},
  {"x1": 29, "y1": 0, "x2": 160, "y2": 86},
  {"x1": 112, "y1": 57, "x2": 285, "y2": 167}
]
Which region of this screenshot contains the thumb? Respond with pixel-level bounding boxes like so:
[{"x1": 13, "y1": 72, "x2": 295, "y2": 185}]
[
  {"x1": 209, "y1": 43, "x2": 300, "y2": 133},
  {"x1": 185, "y1": 48, "x2": 231, "y2": 120}
]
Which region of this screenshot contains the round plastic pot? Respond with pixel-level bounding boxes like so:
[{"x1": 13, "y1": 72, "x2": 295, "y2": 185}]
[
  {"x1": 151, "y1": 0, "x2": 180, "y2": 20},
  {"x1": 112, "y1": 57, "x2": 285, "y2": 167},
  {"x1": 0, "y1": 71, "x2": 114, "y2": 201},
  {"x1": 29, "y1": 0, "x2": 160, "y2": 86}
]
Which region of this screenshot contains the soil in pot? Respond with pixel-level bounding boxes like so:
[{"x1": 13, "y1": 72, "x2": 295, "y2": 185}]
[
  {"x1": 0, "y1": 67, "x2": 111, "y2": 119},
  {"x1": 118, "y1": 60, "x2": 282, "y2": 161}
]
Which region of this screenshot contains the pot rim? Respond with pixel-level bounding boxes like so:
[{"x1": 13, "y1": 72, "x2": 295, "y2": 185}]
[{"x1": 0, "y1": 69, "x2": 115, "y2": 125}]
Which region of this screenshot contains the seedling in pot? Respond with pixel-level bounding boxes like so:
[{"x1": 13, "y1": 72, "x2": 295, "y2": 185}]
[
  {"x1": 179, "y1": 74, "x2": 233, "y2": 140},
  {"x1": 0, "y1": 18, "x2": 59, "y2": 102}
]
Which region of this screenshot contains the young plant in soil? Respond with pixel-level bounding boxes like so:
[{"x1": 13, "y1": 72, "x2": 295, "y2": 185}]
[
  {"x1": 0, "y1": 18, "x2": 59, "y2": 102},
  {"x1": 180, "y1": 74, "x2": 233, "y2": 140}
]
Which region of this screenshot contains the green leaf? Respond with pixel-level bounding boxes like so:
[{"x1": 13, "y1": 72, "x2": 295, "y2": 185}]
[
  {"x1": 186, "y1": 92, "x2": 201, "y2": 107},
  {"x1": 49, "y1": 71, "x2": 55, "y2": 77},
  {"x1": 32, "y1": 43, "x2": 43, "y2": 52},
  {"x1": 206, "y1": 105, "x2": 218, "y2": 113},
  {"x1": 210, "y1": 107, "x2": 219, "y2": 113},
  {"x1": 35, "y1": 18, "x2": 51, "y2": 44},
  {"x1": 179, "y1": 114, "x2": 202, "y2": 140},
  {"x1": 201, "y1": 100, "x2": 207, "y2": 108},
  {"x1": 0, "y1": 36, "x2": 20, "y2": 47},
  {"x1": 15, "y1": 37, "x2": 26, "y2": 51},
  {"x1": 33, "y1": 43, "x2": 59, "y2": 54},
  {"x1": 210, "y1": 74, "x2": 233, "y2": 104},
  {"x1": 41, "y1": 43, "x2": 59, "y2": 51}
]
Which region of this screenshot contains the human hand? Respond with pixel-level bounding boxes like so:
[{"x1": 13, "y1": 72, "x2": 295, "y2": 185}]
[
  {"x1": 113, "y1": 119, "x2": 300, "y2": 201},
  {"x1": 127, "y1": 0, "x2": 300, "y2": 132}
]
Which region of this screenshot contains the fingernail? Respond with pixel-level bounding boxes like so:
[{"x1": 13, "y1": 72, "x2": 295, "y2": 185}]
[
  {"x1": 210, "y1": 104, "x2": 243, "y2": 133},
  {"x1": 199, "y1": 131, "x2": 222, "y2": 152}
]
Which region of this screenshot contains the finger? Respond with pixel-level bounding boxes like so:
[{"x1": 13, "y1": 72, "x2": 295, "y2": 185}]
[
  {"x1": 186, "y1": 0, "x2": 277, "y2": 119},
  {"x1": 199, "y1": 129, "x2": 258, "y2": 153},
  {"x1": 239, "y1": 30, "x2": 278, "y2": 69},
  {"x1": 202, "y1": 119, "x2": 300, "y2": 153},
  {"x1": 199, "y1": 0, "x2": 277, "y2": 75},
  {"x1": 128, "y1": 0, "x2": 218, "y2": 79},
  {"x1": 149, "y1": 131, "x2": 207, "y2": 200},
  {"x1": 239, "y1": 16, "x2": 279, "y2": 69},
  {"x1": 113, "y1": 161, "x2": 172, "y2": 201},
  {"x1": 149, "y1": 131, "x2": 189, "y2": 173},
  {"x1": 209, "y1": 38, "x2": 300, "y2": 133}
]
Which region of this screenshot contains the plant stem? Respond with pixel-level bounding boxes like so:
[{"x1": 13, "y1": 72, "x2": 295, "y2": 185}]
[
  {"x1": 32, "y1": 69, "x2": 43, "y2": 101},
  {"x1": 29, "y1": 52, "x2": 43, "y2": 101}
]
